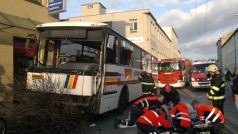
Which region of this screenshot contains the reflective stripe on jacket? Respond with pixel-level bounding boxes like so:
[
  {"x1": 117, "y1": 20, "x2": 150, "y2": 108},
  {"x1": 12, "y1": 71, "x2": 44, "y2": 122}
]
[
  {"x1": 170, "y1": 103, "x2": 191, "y2": 127},
  {"x1": 207, "y1": 74, "x2": 225, "y2": 100},
  {"x1": 197, "y1": 104, "x2": 224, "y2": 124},
  {"x1": 133, "y1": 96, "x2": 161, "y2": 110},
  {"x1": 137, "y1": 110, "x2": 171, "y2": 128}
]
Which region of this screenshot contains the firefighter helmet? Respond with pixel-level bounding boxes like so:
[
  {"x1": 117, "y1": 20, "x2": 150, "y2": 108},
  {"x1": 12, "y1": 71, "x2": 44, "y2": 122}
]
[{"x1": 207, "y1": 64, "x2": 219, "y2": 72}]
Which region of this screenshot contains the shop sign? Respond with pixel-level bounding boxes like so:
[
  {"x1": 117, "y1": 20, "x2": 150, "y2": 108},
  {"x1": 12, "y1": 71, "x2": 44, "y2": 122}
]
[{"x1": 48, "y1": 0, "x2": 66, "y2": 14}]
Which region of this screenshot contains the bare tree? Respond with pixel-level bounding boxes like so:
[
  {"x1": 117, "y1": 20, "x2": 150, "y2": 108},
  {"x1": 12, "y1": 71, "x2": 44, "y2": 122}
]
[{"x1": 4, "y1": 74, "x2": 82, "y2": 134}]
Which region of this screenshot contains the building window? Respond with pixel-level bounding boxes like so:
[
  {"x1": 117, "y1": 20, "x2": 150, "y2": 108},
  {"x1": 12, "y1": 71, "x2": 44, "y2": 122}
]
[
  {"x1": 87, "y1": 4, "x2": 93, "y2": 9},
  {"x1": 129, "y1": 19, "x2": 138, "y2": 32}
]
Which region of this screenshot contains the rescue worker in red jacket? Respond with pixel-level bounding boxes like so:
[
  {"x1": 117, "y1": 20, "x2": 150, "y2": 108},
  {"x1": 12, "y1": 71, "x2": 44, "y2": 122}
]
[
  {"x1": 136, "y1": 110, "x2": 171, "y2": 134},
  {"x1": 114, "y1": 95, "x2": 165, "y2": 128},
  {"x1": 191, "y1": 100, "x2": 225, "y2": 134},
  {"x1": 170, "y1": 102, "x2": 191, "y2": 132},
  {"x1": 207, "y1": 64, "x2": 225, "y2": 114}
]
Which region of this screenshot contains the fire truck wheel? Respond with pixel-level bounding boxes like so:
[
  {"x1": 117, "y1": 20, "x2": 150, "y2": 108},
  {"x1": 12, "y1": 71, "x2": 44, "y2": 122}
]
[{"x1": 116, "y1": 87, "x2": 129, "y2": 114}]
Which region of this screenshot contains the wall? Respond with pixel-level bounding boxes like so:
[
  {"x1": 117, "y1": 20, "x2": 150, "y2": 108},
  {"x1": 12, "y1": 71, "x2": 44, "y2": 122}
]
[
  {"x1": 222, "y1": 33, "x2": 237, "y2": 73},
  {"x1": 0, "y1": 0, "x2": 58, "y2": 90},
  {"x1": 0, "y1": 32, "x2": 13, "y2": 88},
  {"x1": 0, "y1": 0, "x2": 57, "y2": 22},
  {"x1": 81, "y1": 3, "x2": 106, "y2": 16},
  {"x1": 69, "y1": 8, "x2": 180, "y2": 60},
  {"x1": 216, "y1": 40, "x2": 223, "y2": 71}
]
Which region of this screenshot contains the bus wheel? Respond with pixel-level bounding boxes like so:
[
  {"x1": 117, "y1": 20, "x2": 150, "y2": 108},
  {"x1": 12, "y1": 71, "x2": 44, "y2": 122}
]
[{"x1": 116, "y1": 87, "x2": 129, "y2": 114}]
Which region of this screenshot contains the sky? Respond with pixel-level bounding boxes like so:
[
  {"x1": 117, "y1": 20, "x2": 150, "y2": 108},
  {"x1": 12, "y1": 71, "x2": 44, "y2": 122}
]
[{"x1": 60, "y1": 0, "x2": 238, "y2": 60}]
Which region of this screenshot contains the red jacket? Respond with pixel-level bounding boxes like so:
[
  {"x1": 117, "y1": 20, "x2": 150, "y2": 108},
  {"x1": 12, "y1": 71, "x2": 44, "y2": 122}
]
[
  {"x1": 137, "y1": 110, "x2": 171, "y2": 128},
  {"x1": 196, "y1": 104, "x2": 224, "y2": 124},
  {"x1": 170, "y1": 103, "x2": 191, "y2": 127},
  {"x1": 134, "y1": 96, "x2": 161, "y2": 112}
]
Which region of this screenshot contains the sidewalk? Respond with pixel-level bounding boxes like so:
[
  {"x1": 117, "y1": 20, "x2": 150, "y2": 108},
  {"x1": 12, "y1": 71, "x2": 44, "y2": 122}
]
[
  {"x1": 178, "y1": 86, "x2": 238, "y2": 134},
  {"x1": 224, "y1": 82, "x2": 238, "y2": 134}
]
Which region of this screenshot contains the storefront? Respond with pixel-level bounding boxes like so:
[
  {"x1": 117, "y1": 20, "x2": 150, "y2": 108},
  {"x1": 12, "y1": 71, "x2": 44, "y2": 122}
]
[{"x1": 0, "y1": 0, "x2": 58, "y2": 94}]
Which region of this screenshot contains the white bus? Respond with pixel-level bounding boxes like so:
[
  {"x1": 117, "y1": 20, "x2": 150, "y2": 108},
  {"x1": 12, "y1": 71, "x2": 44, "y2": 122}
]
[{"x1": 27, "y1": 21, "x2": 152, "y2": 114}]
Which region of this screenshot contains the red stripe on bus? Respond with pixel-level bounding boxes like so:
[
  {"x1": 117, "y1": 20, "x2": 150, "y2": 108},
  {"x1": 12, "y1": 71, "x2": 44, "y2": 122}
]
[
  {"x1": 72, "y1": 75, "x2": 78, "y2": 89},
  {"x1": 106, "y1": 80, "x2": 141, "y2": 86}
]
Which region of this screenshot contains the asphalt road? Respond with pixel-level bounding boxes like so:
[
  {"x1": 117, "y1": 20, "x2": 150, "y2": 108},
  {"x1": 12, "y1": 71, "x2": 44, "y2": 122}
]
[
  {"x1": 3, "y1": 83, "x2": 237, "y2": 134},
  {"x1": 78, "y1": 84, "x2": 238, "y2": 134}
]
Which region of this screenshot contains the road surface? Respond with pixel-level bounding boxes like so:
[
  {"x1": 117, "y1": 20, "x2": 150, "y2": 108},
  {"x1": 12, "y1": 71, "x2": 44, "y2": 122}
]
[{"x1": 78, "y1": 84, "x2": 237, "y2": 134}]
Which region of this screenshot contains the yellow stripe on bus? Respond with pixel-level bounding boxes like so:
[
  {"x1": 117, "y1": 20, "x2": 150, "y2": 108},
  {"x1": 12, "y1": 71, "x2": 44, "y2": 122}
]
[
  {"x1": 105, "y1": 77, "x2": 119, "y2": 82},
  {"x1": 68, "y1": 75, "x2": 75, "y2": 89}
]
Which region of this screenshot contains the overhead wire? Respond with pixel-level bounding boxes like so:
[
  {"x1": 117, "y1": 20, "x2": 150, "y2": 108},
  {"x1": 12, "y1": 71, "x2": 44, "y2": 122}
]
[
  {"x1": 195, "y1": 0, "x2": 199, "y2": 41},
  {"x1": 203, "y1": 0, "x2": 209, "y2": 52}
]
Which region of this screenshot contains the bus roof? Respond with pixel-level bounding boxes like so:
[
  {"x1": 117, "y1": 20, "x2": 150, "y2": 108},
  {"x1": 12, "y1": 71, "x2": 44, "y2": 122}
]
[
  {"x1": 37, "y1": 21, "x2": 108, "y2": 28},
  {"x1": 154, "y1": 58, "x2": 189, "y2": 63}
]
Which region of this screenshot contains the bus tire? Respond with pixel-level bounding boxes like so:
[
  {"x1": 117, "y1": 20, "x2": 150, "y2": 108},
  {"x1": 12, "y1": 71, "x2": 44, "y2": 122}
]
[{"x1": 116, "y1": 87, "x2": 129, "y2": 114}]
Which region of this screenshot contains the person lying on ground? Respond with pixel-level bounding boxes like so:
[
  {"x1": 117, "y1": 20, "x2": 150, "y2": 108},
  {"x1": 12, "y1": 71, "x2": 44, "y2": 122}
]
[{"x1": 114, "y1": 94, "x2": 166, "y2": 128}]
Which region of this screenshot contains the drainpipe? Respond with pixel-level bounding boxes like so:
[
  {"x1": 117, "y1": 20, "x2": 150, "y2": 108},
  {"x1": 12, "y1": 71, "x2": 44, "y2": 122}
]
[{"x1": 234, "y1": 34, "x2": 237, "y2": 67}]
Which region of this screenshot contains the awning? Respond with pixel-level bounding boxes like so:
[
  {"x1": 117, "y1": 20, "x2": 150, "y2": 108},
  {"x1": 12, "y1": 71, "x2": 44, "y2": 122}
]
[{"x1": 0, "y1": 11, "x2": 39, "y2": 37}]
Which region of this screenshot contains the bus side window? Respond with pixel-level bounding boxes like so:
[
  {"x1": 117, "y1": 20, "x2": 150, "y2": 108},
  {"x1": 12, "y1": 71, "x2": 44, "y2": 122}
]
[
  {"x1": 132, "y1": 46, "x2": 141, "y2": 68},
  {"x1": 120, "y1": 40, "x2": 133, "y2": 66},
  {"x1": 106, "y1": 35, "x2": 116, "y2": 64}
]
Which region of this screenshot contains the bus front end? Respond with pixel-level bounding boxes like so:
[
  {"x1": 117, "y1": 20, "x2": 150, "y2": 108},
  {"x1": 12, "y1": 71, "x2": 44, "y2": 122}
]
[{"x1": 27, "y1": 22, "x2": 107, "y2": 113}]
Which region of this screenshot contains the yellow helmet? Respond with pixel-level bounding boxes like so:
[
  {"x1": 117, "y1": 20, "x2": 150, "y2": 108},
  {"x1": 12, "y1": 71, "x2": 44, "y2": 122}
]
[{"x1": 207, "y1": 64, "x2": 219, "y2": 72}]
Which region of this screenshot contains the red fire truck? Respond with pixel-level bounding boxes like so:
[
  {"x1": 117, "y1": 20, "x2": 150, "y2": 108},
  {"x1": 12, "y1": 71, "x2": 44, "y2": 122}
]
[
  {"x1": 152, "y1": 58, "x2": 192, "y2": 88},
  {"x1": 190, "y1": 60, "x2": 216, "y2": 89}
]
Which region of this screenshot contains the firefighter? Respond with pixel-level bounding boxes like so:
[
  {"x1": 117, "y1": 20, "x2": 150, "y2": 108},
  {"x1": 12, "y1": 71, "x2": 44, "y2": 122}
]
[
  {"x1": 191, "y1": 100, "x2": 225, "y2": 134},
  {"x1": 207, "y1": 64, "x2": 225, "y2": 114},
  {"x1": 139, "y1": 71, "x2": 157, "y2": 97},
  {"x1": 170, "y1": 102, "x2": 192, "y2": 132},
  {"x1": 114, "y1": 95, "x2": 166, "y2": 128},
  {"x1": 136, "y1": 110, "x2": 171, "y2": 134},
  {"x1": 160, "y1": 84, "x2": 180, "y2": 110}
]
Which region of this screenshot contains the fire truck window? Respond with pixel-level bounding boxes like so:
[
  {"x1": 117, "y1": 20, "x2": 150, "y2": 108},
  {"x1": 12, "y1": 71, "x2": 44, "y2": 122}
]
[
  {"x1": 142, "y1": 52, "x2": 152, "y2": 72},
  {"x1": 179, "y1": 62, "x2": 185, "y2": 70}
]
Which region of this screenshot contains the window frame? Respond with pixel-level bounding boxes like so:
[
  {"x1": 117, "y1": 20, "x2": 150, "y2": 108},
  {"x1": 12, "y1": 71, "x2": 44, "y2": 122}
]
[{"x1": 129, "y1": 19, "x2": 138, "y2": 32}]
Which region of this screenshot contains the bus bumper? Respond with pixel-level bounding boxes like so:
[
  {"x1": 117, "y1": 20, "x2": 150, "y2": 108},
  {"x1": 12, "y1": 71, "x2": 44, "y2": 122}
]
[{"x1": 191, "y1": 82, "x2": 210, "y2": 89}]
